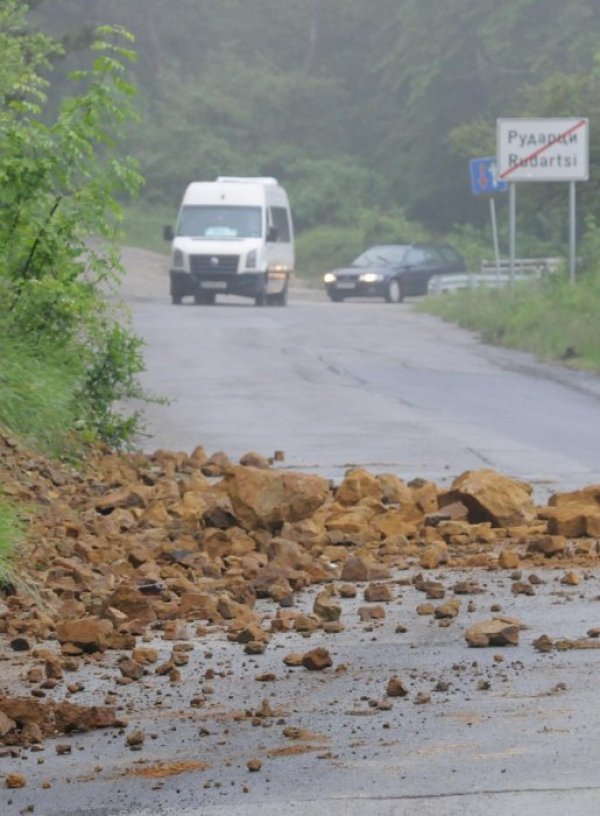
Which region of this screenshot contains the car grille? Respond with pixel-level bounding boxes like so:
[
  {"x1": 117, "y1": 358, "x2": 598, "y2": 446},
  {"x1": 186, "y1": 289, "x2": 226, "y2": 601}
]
[
  {"x1": 335, "y1": 273, "x2": 359, "y2": 283},
  {"x1": 190, "y1": 254, "x2": 240, "y2": 278}
]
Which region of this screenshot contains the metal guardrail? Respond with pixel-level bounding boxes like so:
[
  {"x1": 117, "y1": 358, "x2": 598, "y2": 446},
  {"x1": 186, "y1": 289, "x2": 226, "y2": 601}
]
[{"x1": 428, "y1": 257, "x2": 563, "y2": 295}]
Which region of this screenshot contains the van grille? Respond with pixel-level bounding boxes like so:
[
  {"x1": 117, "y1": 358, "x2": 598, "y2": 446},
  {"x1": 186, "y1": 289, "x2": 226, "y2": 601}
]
[{"x1": 190, "y1": 254, "x2": 240, "y2": 277}]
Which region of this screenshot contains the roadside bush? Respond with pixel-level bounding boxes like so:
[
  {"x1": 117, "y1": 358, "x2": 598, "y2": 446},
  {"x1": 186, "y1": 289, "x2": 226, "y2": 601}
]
[
  {"x1": 296, "y1": 225, "x2": 364, "y2": 280},
  {"x1": 421, "y1": 249, "x2": 600, "y2": 371},
  {"x1": 0, "y1": 331, "x2": 81, "y2": 454},
  {"x1": 0, "y1": 2, "x2": 147, "y2": 448}
]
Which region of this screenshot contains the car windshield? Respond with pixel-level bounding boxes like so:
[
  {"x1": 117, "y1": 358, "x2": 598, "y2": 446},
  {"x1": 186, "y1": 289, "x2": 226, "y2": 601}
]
[
  {"x1": 177, "y1": 206, "x2": 263, "y2": 239},
  {"x1": 351, "y1": 246, "x2": 409, "y2": 267}
]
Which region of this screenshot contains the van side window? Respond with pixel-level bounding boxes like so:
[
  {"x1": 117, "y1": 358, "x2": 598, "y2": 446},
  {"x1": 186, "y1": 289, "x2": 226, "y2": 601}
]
[{"x1": 269, "y1": 207, "x2": 291, "y2": 242}]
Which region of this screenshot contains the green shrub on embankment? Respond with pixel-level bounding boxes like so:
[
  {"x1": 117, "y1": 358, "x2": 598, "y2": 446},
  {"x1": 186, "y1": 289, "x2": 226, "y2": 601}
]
[
  {"x1": 0, "y1": 497, "x2": 23, "y2": 587},
  {"x1": 419, "y1": 257, "x2": 600, "y2": 372},
  {"x1": 0, "y1": 334, "x2": 82, "y2": 456}
]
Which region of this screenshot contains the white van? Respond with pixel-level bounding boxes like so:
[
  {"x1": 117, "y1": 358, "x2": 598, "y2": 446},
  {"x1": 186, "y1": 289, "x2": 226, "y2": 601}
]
[{"x1": 163, "y1": 177, "x2": 294, "y2": 306}]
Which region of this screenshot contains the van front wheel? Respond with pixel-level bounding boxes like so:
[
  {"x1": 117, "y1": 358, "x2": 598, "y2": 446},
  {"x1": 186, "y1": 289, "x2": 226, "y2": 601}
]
[
  {"x1": 269, "y1": 280, "x2": 288, "y2": 306},
  {"x1": 254, "y1": 275, "x2": 268, "y2": 306}
]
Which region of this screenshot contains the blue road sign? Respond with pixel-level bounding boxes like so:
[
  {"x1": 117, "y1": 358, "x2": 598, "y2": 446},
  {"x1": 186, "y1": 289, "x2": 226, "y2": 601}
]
[{"x1": 469, "y1": 157, "x2": 508, "y2": 195}]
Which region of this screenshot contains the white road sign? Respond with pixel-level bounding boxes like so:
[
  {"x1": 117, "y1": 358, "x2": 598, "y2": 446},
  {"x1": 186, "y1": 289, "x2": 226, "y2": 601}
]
[{"x1": 497, "y1": 117, "x2": 589, "y2": 182}]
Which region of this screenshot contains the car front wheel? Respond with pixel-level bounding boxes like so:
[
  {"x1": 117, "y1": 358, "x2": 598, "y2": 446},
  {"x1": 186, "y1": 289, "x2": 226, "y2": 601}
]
[
  {"x1": 328, "y1": 291, "x2": 345, "y2": 303},
  {"x1": 385, "y1": 279, "x2": 403, "y2": 303}
]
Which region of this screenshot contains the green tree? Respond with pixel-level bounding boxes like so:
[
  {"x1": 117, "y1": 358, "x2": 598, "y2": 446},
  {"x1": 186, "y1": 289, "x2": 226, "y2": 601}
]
[{"x1": 0, "y1": 1, "x2": 147, "y2": 446}]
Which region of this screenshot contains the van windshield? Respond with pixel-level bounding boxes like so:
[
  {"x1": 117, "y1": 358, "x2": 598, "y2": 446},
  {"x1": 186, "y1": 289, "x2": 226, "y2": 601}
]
[{"x1": 177, "y1": 206, "x2": 263, "y2": 239}]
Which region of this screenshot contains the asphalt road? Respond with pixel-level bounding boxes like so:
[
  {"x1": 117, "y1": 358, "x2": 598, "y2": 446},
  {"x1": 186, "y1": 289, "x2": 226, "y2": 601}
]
[
  {"x1": 4, "y1": 250, "x2": 600, "y2": 816},
  {"x1": 126, "y1": 248, "x2": 600, "y2": 499}
]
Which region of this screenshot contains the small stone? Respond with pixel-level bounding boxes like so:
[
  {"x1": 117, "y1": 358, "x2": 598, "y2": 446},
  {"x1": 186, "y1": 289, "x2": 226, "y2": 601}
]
[
  {"x1": 132, "y1": 647, "x2": 158, "y2": 665},
  {"x1": 498, "y1": 549, "x2": 520, "y2": 569},
  {"x1": 5, "y1": 773, "x2": 26, "y2": 789},
  {"x1": 512, "y1": 581, "x2": 535, "y2": 596},
  {"x1": 302, "y1": 647, "x2": 332, "y2": 671},
  {"x1": 126, "y1": 730, "x2": 145, "y2": 748},
  {"x1": 247, "y1": 758, "x2": 262, "y2": 772},
  {"x1": 434, "y1": 600, "x2": 460, "y2": 619},
  {"x1": 533, "y1": 634, "x2": 554, "y2": 653},
  {"x1": 415, "y1": 691, "x2": 431, "y2": 705},
  {"x1": 283, "y1": 653, "x2": 304, "y2": 667},
  {"x1": 313, "y1": 591, "x2": 341, "y2": 622},
  {"x1": 118, "y1": 657, "x2": 144, "y2": 681},
  {"x1": 358, "y1": 606, "x2": 385, "y2": 621},
  {"x1": 386, "y1": 677, "x2": 408, "y2": 698},
  {"x1": 22, "y1": 723, "x2": 43, "y2": 745},
  {"x1": 245, "y1": 639, "x2": 267, "y2": 655},
  {"x1": 10, "y1": 637, "x2": 33, "y2": 652},
  {"x1": 364, "y1": 583, "x2": 394, "y2": 603}
]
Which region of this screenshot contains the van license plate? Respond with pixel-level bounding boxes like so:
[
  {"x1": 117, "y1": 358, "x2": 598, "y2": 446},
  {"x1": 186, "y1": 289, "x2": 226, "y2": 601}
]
[{"x1": 200, "y1": 281, "x2": 227, "y2": 289}]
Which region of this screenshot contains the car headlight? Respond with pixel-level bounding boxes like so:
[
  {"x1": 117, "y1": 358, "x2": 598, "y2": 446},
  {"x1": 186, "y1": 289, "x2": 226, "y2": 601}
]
[
  {"x1": 173, "y1": 249, "x2": 184, "y2": 268},
  {"x1": 246, "y1": 249, "x2": 257, "y2": 269},
  {"x1": 360, "y1": 272, "x2": 382, "y2": 283},
  {"x1": 324, "y1": 272, "x2": 337, "y2": 283}
]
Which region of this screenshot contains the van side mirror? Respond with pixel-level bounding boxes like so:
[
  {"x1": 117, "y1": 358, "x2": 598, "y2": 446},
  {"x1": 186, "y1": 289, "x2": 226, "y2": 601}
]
[
  {"x1": 163, "y1": 225, "x2": 174, "y2": 241},
  {"x1": 267, "y1": 225, "x2": 278, "y2": 243}
]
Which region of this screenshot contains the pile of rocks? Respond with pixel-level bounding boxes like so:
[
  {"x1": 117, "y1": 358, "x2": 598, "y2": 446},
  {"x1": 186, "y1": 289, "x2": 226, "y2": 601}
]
[{"x1": 2, "y1": 433, "x2": 600, "y2": 747}]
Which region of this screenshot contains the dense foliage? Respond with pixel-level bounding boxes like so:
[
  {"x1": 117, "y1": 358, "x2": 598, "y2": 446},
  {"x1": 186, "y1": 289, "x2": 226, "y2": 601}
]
[
  {"x1": 0, "y1": 0, "x2": 146, "y2": 448},
  {"x1": 26, "y1": 0, "x2": 600, "y2": 247}
]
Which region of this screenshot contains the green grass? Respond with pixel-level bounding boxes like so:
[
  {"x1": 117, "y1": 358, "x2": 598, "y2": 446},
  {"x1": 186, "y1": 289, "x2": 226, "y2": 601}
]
[
  {"x1": 419, "y1": 267, "x2": 600, "y2": 371},
  {"x1": 0, "y1": 330, "x2": 82, "y2": 455},
  {"x1": 120, "y1": 204, "x2": 175, "y2": 255},
  {"x1": 0, "y1": 497, "x2": 23, "y2": 586}
]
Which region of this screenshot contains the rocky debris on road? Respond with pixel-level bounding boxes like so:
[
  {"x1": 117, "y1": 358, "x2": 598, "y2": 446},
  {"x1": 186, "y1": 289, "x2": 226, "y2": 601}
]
[
  {"x1": 0, "y1": 695, "x2": 127, "y2": 743},
  {"x1": 2, "y1": 436, "x2": 600, "y2": 753}
]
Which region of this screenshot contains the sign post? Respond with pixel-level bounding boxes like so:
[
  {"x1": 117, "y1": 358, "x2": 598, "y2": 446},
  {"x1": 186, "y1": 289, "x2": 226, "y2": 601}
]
[
  {"x1": 497, "y1": 117, "x2": 589, "y2": 285},
  {"x1": 469, "y1": 157, "x2": 508, "y2": 282},
  {"x1": 569, "y1": 181, "x2": 576, "y2": 284}
]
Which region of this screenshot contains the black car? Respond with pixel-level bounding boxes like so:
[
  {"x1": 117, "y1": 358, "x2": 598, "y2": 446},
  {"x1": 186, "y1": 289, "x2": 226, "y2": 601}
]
[{"x1": 323, "y1": 243, "x2": 466, "y2": 303}]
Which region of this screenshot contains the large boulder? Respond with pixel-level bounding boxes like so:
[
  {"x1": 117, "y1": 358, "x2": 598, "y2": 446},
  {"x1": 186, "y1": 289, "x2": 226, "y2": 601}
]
[
  {"x1": 224, "y1": 466, "x2": 330, "y2": 530},
  {"x1": 540, "y1": 485, "x2": 600, "y2": 536},
  {"x1": 335, "y1": 468, "x2": 383, "y2": 505},
  {"x1": 443, "y1": 469, "x2": 536, "y2": 527},
  {"x1": 55, "y1": 618, "x2": 114, "y2": 652},
  {"x1": 465, "y1": 618, "x2": 520, "y2": 647}
]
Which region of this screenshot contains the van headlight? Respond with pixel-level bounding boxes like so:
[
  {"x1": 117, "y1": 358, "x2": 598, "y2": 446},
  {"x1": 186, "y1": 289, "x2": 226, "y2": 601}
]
[
  {"x1": 246, "y1": 249, "x2": 257, "y2": 269},
  {"x1": 324, "y1": 272, "x2": 337, "y2": 283},
  {"x1": 172, "y1": 249, "x2": 184, "y2": 268}
]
